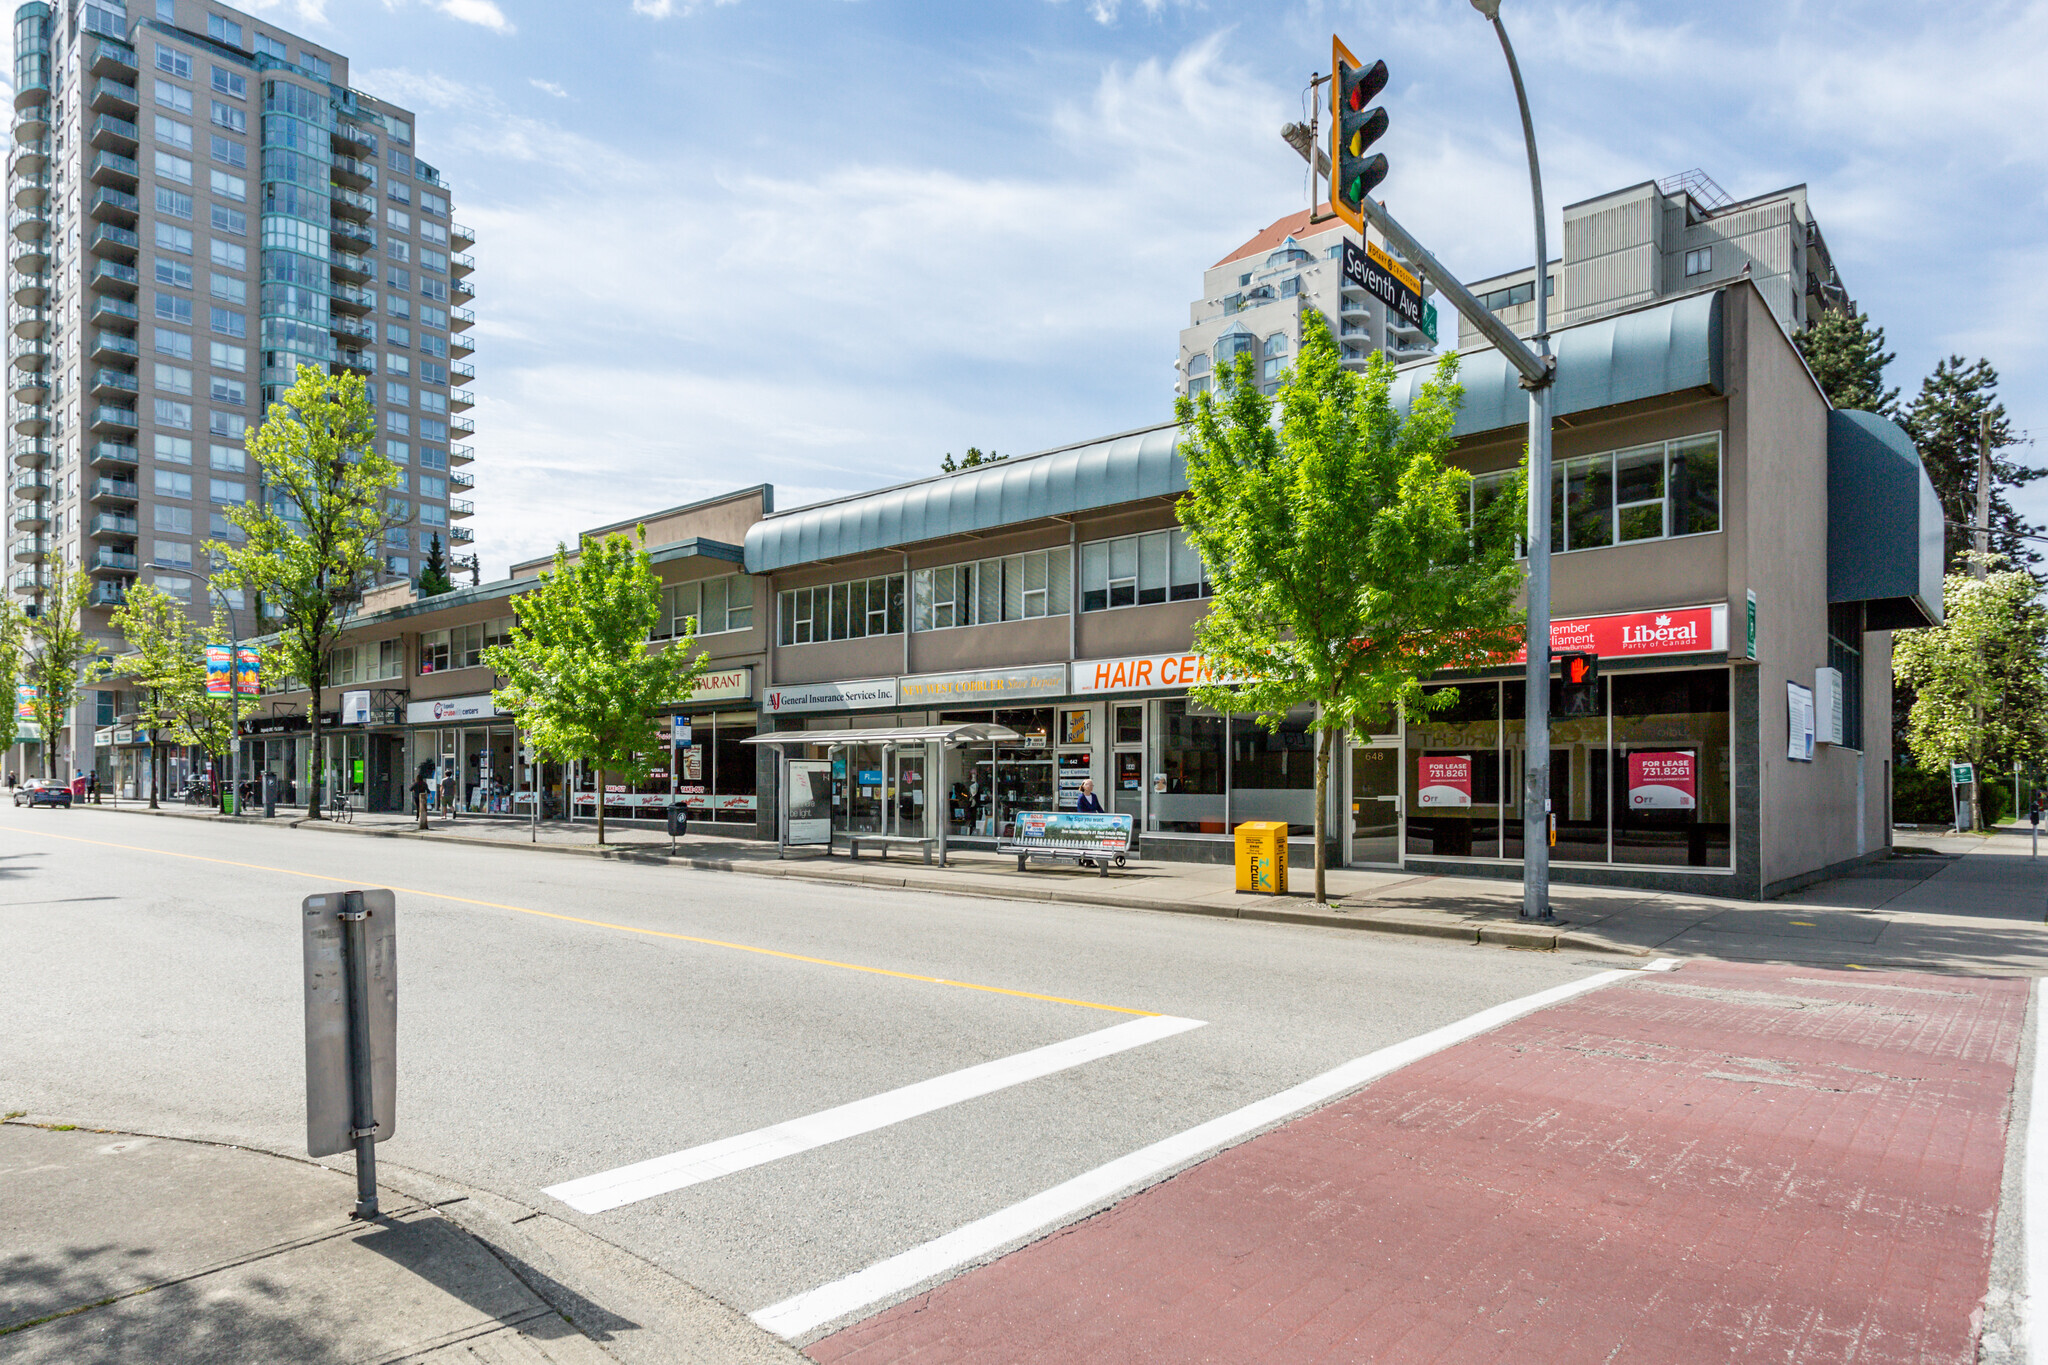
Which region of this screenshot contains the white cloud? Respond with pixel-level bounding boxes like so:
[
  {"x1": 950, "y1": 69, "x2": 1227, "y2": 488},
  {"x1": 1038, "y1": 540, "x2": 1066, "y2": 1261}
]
[
  {"x1": 377, "y1": 0, "x2": 514, "y2": 34},
  {"x1": 529, "y1": 78, "x2": 568, "y2": 98},
  {"x1": 632, "y1": 0, "x2": 742, "y2": 17}
]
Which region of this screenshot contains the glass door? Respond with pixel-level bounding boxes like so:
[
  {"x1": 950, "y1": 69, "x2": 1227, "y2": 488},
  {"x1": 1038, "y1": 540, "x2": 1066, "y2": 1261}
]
[
  {"x1": 892, "y1": 747, "x2": 927, "y2": 838},
  {"x1": 1348, "y1": 742, "x2": 1401, "y2": 866},
  {"x1": 1112, "y1": 703, "x2": 1145, "y2": 826}
]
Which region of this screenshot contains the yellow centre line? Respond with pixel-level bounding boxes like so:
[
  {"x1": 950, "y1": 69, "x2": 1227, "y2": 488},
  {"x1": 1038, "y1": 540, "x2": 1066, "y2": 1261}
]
[{"x1": 12, "y1": 825, "x2": 1156, "y2": 1017}]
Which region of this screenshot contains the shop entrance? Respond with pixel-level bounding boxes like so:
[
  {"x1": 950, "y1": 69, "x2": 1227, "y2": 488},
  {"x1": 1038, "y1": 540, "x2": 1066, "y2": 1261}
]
[
  {"x1": 1347, "y1": 742, "x2": 1402, "y2": 866},
  {"x1": 1111, "y1": 702, "x2": 1145, "y2": 826}
]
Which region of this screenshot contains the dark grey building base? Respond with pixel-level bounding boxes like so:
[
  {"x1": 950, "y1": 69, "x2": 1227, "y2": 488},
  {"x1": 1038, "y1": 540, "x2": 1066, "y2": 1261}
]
[
  {"x1": 1141, "y1": 835, "x2": 1339, "y2": 868},
  {"x1": 1759, "y1": 846, "x2": 1890, "y2": 901},
  {"x1": 1402, "y1": 856, "x2": 1760, "y2": 903}
]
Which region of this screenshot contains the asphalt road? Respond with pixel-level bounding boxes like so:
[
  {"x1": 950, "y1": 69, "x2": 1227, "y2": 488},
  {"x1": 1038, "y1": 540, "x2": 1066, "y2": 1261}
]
[{"x1": 1, "y1": 803, "x2": 1602, "y2": 1326}]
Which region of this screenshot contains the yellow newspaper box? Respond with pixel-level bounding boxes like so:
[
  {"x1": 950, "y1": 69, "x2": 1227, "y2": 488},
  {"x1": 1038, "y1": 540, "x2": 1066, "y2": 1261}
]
[{"x1": 1235, "y1": 820, "x2": 1289, "y2": 895}]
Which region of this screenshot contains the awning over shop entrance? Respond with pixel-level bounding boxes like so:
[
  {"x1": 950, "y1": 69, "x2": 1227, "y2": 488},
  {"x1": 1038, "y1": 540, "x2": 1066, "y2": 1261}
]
[{"x1": 745, "y1": 723, "x2": 1022, "y2": 862}]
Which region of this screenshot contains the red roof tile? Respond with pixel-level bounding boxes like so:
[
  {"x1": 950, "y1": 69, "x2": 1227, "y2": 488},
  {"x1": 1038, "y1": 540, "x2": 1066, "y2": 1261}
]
[{"x1": 1212, "y1": 210, "x2": 1330, "y2": 268}]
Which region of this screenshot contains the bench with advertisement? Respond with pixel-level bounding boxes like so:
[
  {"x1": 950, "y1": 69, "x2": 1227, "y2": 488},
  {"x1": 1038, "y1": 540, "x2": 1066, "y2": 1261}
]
[{"x1": 998, "y1": 810, "x2": 1135, "y2": 877}]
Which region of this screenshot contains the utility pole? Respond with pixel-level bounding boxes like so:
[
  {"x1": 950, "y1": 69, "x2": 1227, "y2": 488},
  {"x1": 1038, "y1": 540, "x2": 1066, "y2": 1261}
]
[{"x1": 1974, "y1": 411, "x2": 1992, "y2": 579}]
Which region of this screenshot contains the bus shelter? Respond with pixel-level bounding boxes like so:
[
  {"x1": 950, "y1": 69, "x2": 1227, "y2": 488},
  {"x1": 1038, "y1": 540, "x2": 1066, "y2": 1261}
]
[{"x1": 745, "y1": 723, "x2": 1021, "y2": 865}]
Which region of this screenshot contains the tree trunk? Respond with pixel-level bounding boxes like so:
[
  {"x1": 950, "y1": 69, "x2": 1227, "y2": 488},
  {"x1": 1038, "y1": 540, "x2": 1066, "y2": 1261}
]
[
  {"x1": 594, "y1": 764, "x2": 606, "y2": 846},
  {"x1": 148, "y1": 733, "x2": 159, "y2": 809},
  {"x1": 1313, "y1": 725, "x2": 1332, "y2": 904},
  {"x1": 307, "y1": 684, "x2": 322, "y2": 820}
]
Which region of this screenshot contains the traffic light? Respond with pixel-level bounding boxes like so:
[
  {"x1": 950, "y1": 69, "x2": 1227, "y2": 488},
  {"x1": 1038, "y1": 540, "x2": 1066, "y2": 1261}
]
[
  {"x1": 1557, "y1": 651, "x2": 1600, "y2": 717},
  {"x1": 1329, "y1": 36, "x2": 1389, "y2": 233}
]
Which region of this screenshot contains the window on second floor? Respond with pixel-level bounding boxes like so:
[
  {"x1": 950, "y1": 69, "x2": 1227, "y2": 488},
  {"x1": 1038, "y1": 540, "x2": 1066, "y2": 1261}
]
[
  {"x1": 912, "y1": 549, "x2": 1071, "y2": 631},
  {"x1": 418, "y1": 617, "x2": 514, "y2": 674},
  {"x1": 653, "y1": 573, "x2": 756, "y2": 641},
  {"x1": 1468, "y1": 431, "x2": 1722, "y2": 555},
  {"x1": 778, "y1": 574, "x2": 904, "y2": 646},
  {"x1": 1079, "y1": 529, "x2": 1212, "y2": 612},
  {"x1": 1684, "y1": 246, "x2": 1713, "y2": 277}
]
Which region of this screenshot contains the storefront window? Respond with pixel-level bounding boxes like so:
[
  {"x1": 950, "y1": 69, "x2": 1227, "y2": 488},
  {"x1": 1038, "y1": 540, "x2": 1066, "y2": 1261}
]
[
  {"x1": 1503, "y1": 678, "x2": 1610, "y2": 863},
  {"x1": 1229, "y1": 707, "x2": 1315, "y2": 835},
  {"x1": 1611, "y1": 670, "x2": 1730, "y2": 867},
  {"x1": 1155, "y1": 699, "x2": 1226, "y2": 834},
  {"x1": 935, "y1": 707, "x2": 1053, "y2": 838},
  {"x1": 1404, "y1": 682, "x2": 1501, "y2": 858}
]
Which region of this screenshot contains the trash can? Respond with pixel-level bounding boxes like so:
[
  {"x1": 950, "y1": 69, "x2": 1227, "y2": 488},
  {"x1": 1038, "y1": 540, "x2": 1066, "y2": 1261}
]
[
  {"x1": 221, "y1": 792, "x2": 237, "y2": 816},
  {"x1": 667, "y1": 804, "x2": 689, "y2": 838},
  {"x1": 1234, "y1": 820, "x2": 1289, "y2": 895}
]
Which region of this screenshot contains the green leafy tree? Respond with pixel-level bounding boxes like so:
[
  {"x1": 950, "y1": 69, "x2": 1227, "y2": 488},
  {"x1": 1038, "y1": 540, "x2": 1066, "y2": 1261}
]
[
  {"x1": 0, "y1": 599, "x2": 23, "y2": 759},
  {"x1": 108, "y1": 582, "x2": 207, "y2": 809},
  {"x1": 25, "y1": 565, "x2": 106, "y2": 781},
  {"x1": 1793, "y1": 308, "x2": 1898, "y2": 416},
  {"x1": 1903, "y1": 357, "x2": 2041, "y2": 573},
  {"x1": 482, "y1": 530, "x2": 710, "y2": 845},
  {"x1": 1173, "y1": 311, "x2": 1527, "y2": 902},
  {"x1": 208, "y1": 364, "x2": 399, "y2": 820},
  {"x1": 418, "y1": 533, "x2": 456, "y2": 597},
  {"x1": 1892, "y1": 566, "x2": 2048, "y2": 828},
  {"x1": 940, "y1": 446, "x2": 1007, "y2": 474}
]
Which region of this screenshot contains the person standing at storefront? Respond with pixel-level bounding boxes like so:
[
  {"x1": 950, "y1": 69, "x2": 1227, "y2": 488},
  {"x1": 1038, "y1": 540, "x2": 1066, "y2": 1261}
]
[
  {"x1": 1075, "y1": 778, "x2": 1103, "y2": 814},
  {"x1": 410, "y1": 769, "x2": 431, "y2": 830}
]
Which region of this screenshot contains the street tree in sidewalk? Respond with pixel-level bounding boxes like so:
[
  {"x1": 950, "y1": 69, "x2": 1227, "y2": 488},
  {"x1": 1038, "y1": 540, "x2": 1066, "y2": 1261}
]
[
  {"x1": 0, "y1": 599, "x2": 23, "y2": 760},
  {"x1": 209, "y1": 364, "x2": 399, "y2": 821},
  {"x1": 24, "y1": 565, "x2": 105, "y2": 782},
  {"x1": 482, "y1": 529, "x2": 710, "y2": 846},
  {"x1": 1892, "y1": 565, "x2": 2048, "y2": 828},
  {"x1": 1793, "y1": 308, "x2": 1899, "y2": 417},
  {"x1": 1173, "y1": 312, "x2": 1527, "y2": 904},
  {"x1": 108, "y1": 581, "x2": 206, "y2": 809}
]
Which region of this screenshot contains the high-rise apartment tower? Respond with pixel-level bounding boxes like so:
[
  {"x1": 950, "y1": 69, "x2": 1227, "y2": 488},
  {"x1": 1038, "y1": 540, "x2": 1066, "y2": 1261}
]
[{"x1": 7, "y1": 0, "x2": 476, "y2": 655}]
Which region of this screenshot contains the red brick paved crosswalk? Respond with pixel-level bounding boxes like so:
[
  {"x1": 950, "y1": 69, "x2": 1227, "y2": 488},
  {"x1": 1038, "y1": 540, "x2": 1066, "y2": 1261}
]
[{"x1": 808, "y1": 962, "x2": 2028, "y2": 1364}]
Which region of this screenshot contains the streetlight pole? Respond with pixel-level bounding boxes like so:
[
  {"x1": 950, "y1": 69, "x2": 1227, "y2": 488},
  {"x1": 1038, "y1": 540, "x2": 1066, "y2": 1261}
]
[
  {"x1": 208, "y1": 578, "x2": 241, "y2": 816},
  {"x1": 1473, "y1": 0, "x2": 1556, "y2": 920}
]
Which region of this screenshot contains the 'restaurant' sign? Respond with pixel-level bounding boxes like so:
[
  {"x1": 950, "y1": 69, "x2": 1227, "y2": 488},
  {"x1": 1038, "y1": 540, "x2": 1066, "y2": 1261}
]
[{"x1": 1517, "y1": 604, "x2": 1728, "y2": 662}]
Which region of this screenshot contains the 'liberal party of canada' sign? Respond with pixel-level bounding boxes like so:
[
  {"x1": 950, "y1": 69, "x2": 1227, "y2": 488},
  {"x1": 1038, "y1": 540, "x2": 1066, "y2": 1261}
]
[{"x1": 1516, "y1": 604, "x2": 1728, "y2": 662}]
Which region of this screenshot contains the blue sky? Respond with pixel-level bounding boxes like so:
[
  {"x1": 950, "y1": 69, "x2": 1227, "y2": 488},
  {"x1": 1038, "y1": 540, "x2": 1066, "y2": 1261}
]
[{"x1": 240, "y1": 0, "x2": 2047, "y2": 574}]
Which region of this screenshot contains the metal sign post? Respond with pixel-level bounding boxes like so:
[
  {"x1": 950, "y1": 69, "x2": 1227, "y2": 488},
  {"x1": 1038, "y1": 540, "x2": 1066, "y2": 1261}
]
[{"x1": 303, "y1": 889, "x2": 397, "y2": 1219}]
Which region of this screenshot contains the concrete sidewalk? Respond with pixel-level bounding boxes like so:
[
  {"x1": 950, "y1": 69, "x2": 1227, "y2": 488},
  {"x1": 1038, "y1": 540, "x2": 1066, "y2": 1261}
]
[
  {"x1": 80, "y1": 801, "x2": 2048, "y2": 973},
  {"x1": 0, "y1": 1118, "x2": 806, "y2": 1365}
]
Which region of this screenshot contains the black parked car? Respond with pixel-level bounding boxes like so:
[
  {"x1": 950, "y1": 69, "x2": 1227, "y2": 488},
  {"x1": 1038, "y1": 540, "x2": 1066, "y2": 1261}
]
[{"x1": 14, "y1": 779, "x2": 72, "y2": 808}]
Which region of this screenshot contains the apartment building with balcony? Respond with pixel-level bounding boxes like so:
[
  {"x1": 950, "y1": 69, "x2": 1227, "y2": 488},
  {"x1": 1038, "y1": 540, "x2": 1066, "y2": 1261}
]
[
  {"x1": 6, "y1": 0, "x2": 477, "y2": 683},
  {"x1": 1175, "y1": 209, "x2": 1437, "y2": 400}
]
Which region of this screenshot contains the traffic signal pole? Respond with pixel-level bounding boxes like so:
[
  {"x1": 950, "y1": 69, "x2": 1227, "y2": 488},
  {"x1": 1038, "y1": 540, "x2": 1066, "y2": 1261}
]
[{"x1": 1291, "y1": 14, "x2": 1559, "y2": 919}]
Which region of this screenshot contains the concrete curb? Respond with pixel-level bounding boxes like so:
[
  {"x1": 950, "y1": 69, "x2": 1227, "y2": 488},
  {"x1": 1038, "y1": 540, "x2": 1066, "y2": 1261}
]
[{"x1": 80, "y1": 801, "x2": 1648, "y2": 958}]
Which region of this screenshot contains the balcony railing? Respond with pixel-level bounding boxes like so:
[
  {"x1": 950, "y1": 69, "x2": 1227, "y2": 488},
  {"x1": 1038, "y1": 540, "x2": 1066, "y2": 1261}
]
[
  {"x1": 89, "y1": 77, "x2": 139, "y2": 113},
  {"x1": 91, "y1": 296, "x2": 140, "y2": 324},
  {"x1": 8, "y1": 339, "x2": 47, "y2": 371},
  {"x1": 89, "y1": 40, "x2": 139, "y2": 78},
  {"x1": 91, "y1": 440, "x2": 139, "y2": 468},
  {"x1": 91, "y1": 331, "x2": 139, "y2": 359},
  {"x1": 89, "y1": 513, "x2": 139, "y2": 536},
  {"x1": 89, "y1": 186, "x2": 140, "y2": 221},
  {"x1": 89, "y1": 581, "x2": 128, "y2": 607},
  {"x1": 91, "y1": 260, "x2": 139, "y2": 287},
  {"x1": 90, "y1": 476, "x2": 138, "y2": 501},
  {"x1": 449, "y1": 388, "x2": 474, "y2": 411},
  {"x1": 89, "y1": 223, "x2": 140, "y2": 257},
  {"x1": 11, "y1": 171, "x2": 49, "y2": 207},
  {"x1": 11, "y1": 568, "x2": 50, "y2": 592},
  {"x1": 10, "y1": 370, "x2": 48, "y2": 399},
  {"x1": 448, "y1": 525, "x2": 473, "y2": 543},
  {"x1": 330, "y1": 316, "x2": 373, "y2": 340},
  {"x1": 92, "y1": 548, "x2": 140, "y2": 571},
  {"x1": 329, "y1": 185, "x2": 375, "y2": 217},
  {"x1": 447, "y1": 442, "x2": 474, "y2": 465},
  {"x1": 450, "y1": 277, "x2": 474, "y2": 302},
  {"x1": 448, "y1": 306, "x2": 475, "y2": 331},
  {"x1": 330, "y1": 154, "x2": 376, "y2": 186},
  {"x1": 11, "y1": 537, "x2": 48, "y2": 562},
  {"x1": 9, "y1": 206, "x2": 49, "y2": 240},
  {"x1": 89, "y1": 113, "x2": 139, "y2": 148},
  {"x1": 9, "y1": 271, "x2": 48, "y2": 305},
  {"x1": 92, "y1": 367, "x2": 139, "y2": 395},
  {"x1": 331, "y1": 219, "x2": 375, "y2": 249},
  {"x1": 330, "y1": 250, "x2": 369, "y2": 278},
  {"x1": 449, "y1": 469, "x2": 473, "y2": 489},
  {"x1": 450, "y1": 222, "x2": 474, "y2": 248},
  {"x1": 11, "y1": 472, "x2": 50, "y2": 497},
  {"x1": 450, "y1": 359, "x2": 475, "y2": 382},
  {"x1": 91, "y1": 405, "x2": 138, "y2": 430},
  {"x1": 449, "y1": 416, "x2": 475, "y2": 437},
  {"x1": 448, "y1": 251, "x2": 475, "y2": 278},
  {"x1": 90, "y1": 150, "x2": 140, "y2": 184},
  {"x1": 448, "y1": 498, "x2": 474, "y2": 518}
]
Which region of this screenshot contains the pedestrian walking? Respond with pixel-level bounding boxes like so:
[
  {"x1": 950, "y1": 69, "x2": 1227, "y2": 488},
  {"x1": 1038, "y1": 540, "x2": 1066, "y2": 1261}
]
[
  {"x1": 87, "y1": 771, "x2": 100, "y2": 804},
  {"x1": 410, "y1": 770, "x2": 431, "y2": 830},
  {"x1": 1074, "y1": 777, "x2": 1104, "y2": 814}
]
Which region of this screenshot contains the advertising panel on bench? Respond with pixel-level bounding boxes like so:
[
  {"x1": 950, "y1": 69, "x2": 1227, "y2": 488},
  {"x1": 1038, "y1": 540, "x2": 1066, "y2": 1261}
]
[{"x1": 1005, "y1": 811, "x2": 1133, "y2": 856}]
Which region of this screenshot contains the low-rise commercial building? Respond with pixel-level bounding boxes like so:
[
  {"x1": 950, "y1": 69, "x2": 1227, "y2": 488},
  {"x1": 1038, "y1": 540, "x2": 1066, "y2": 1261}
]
[{"x1": 150, "y1": 278, "x2": 1936, "y2": 899}]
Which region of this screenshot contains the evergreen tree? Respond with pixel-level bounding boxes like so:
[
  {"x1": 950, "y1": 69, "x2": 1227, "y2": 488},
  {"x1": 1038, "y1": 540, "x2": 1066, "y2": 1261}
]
[
  {"x1": 940, "y1": 446, "x2": 1006, "y2": 474},
  {"x1": 418, "y1": 534, "x2": 456, "y2": 597},
  {"x1": 1793, "y1": 308, "x2": 1897, "y2": 416},
  {"x1": 1903, "y1": 357, "x2": 2041, "y2": 572}
]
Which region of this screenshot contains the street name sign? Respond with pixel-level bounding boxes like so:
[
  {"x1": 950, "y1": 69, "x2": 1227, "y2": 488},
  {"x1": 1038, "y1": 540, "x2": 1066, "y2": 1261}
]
[{"x1": 1341, "y1": 238, "x2": 1430, "y2": 340}]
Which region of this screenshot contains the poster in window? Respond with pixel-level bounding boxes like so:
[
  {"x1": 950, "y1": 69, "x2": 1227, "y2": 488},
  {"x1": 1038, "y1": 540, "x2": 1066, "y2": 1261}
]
[
  {"x1": 1417, "y1": 755, "x2": 1473, "y2": 807},
  {"x1": 787, "y1": 759, "x2": 834, "y2": 845},
  {"x1": 1061, "y1": 709, "x2": 1090, "y2": 746},
  {"x1": 1627, "y1": 751, "x2": 1696, "y2": 810}
]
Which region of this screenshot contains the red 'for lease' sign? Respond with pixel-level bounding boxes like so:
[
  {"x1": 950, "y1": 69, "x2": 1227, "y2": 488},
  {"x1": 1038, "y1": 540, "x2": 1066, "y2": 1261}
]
[
  {"x1": 1418, "y1": 755, "x2": 1473, "y2": 808},
  {"x1": 1628, "y1": 751, "x2": 1697, "y2": 810}
]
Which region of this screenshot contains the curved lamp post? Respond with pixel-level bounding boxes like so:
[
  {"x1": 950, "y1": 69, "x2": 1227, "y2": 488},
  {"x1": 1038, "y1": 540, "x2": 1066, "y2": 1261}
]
[
  {"x1": 1471, "y1": 0, "x2": 1557, "y2": 920},
  {"x1": 207, "y1": 572, "x2": 242, "y2": 815}
]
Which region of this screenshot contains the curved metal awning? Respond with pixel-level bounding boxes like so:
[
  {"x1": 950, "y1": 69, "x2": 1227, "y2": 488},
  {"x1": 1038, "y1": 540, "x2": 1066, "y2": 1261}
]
[
  {"x1": 743, "y1": 291, "x2": 1730, "y2": 573},
  {"x1": 744, "y1": 724, "x2": 1022, "y2": 747}
]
